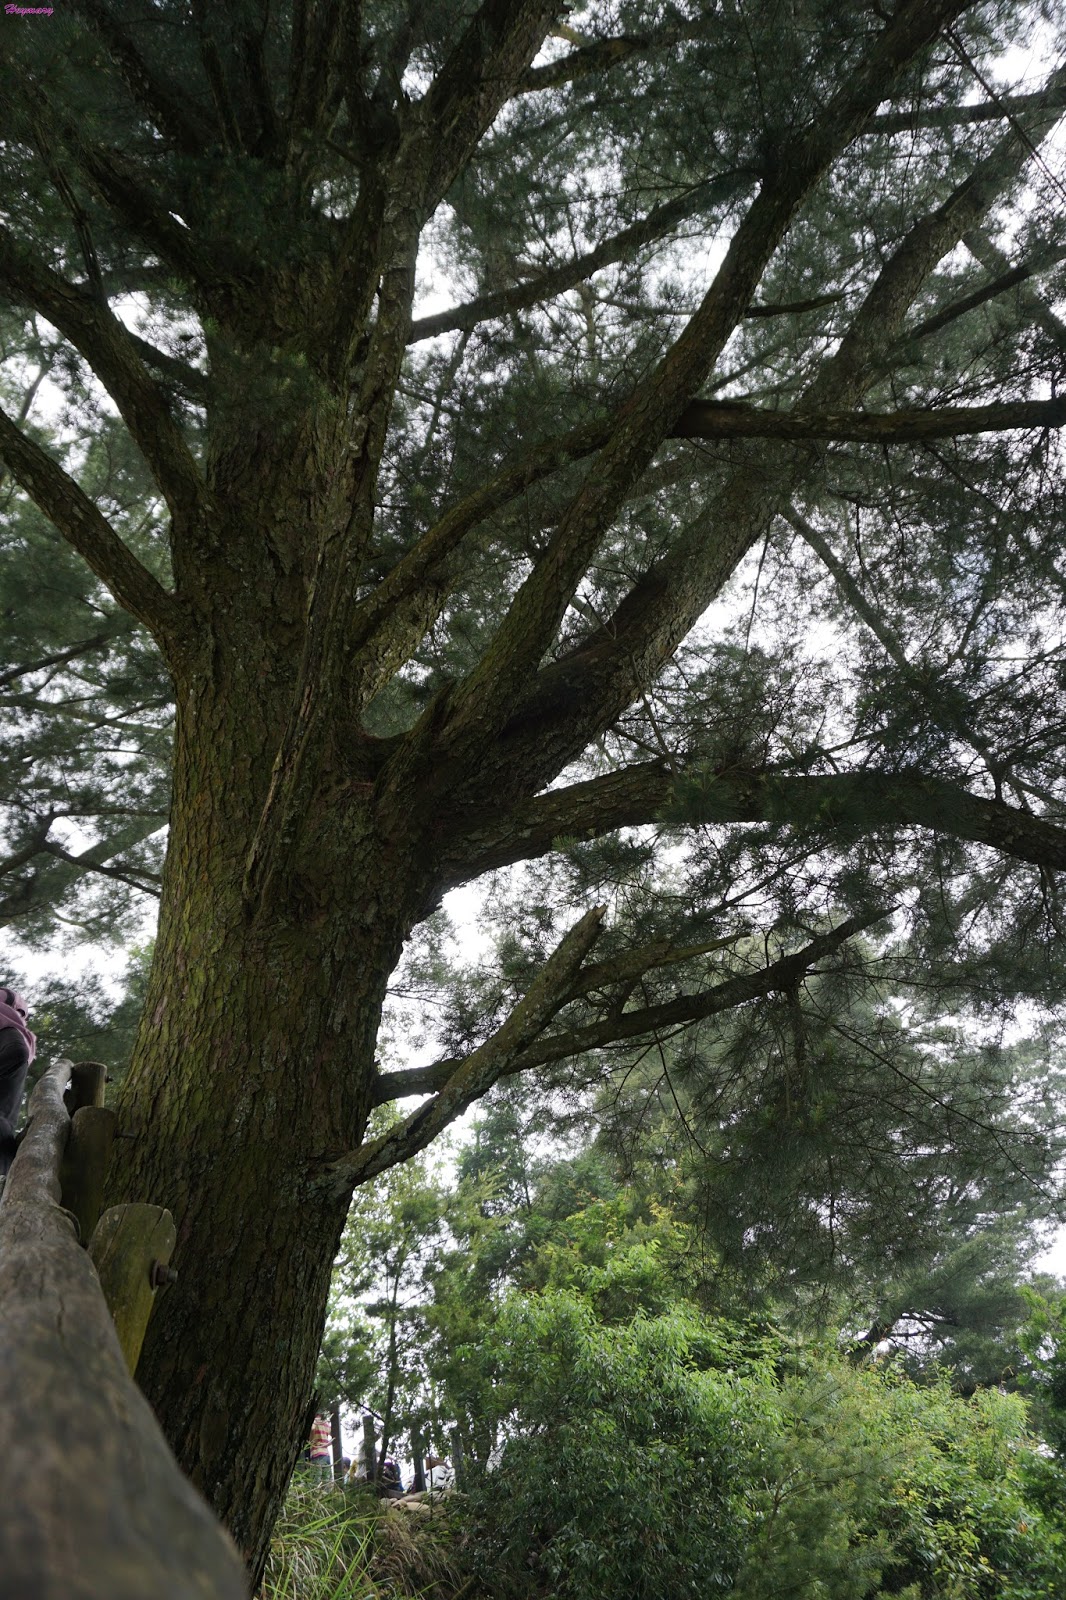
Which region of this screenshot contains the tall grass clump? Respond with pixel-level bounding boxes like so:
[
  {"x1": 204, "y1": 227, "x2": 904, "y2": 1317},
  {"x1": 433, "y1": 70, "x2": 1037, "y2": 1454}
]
[{"x1": 260, "y1": 1474, "x2": 383, "y2": 1600}]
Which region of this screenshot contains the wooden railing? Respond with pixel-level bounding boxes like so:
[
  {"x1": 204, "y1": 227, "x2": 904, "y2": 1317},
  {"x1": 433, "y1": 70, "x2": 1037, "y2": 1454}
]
[{"x1": 0, "y1": 1058, "x2": 249, "y2": 1599}]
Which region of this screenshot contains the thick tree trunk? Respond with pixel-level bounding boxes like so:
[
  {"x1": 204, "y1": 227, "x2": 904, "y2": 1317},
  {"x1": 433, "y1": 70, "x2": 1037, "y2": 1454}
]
[{"x1": 106, "y1": 640, "x2": 417, "y2": 1580}]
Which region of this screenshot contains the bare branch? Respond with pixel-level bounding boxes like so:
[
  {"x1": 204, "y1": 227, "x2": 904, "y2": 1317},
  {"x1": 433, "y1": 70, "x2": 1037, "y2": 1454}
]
[
  {"x1": 406, "y1": 175, "x2": 748, "y2": 343},
  {"x1": 0, "y1": 630, "x2": 123, "y2": 689},
  {"x1": 0, "y1": 817, "x2": 167, "y2": 929},
  {"x1": 41, "y1": 841, "x2": 161, "y2": 897},
  {"x1": 897, "y1": 245, "x2": 1066, "y2": 345}
]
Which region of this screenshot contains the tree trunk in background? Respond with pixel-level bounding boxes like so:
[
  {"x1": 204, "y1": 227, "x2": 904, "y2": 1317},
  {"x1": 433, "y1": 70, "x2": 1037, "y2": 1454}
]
[{"x1": 330, "y1": 1405, "x2": 343, "y2": 1481}]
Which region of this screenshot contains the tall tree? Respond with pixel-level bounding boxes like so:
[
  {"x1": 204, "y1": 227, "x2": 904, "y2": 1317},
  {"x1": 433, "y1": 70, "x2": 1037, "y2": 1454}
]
[{"x1": 3, "y1": 0, "x2": 1066, "y2": 1576}]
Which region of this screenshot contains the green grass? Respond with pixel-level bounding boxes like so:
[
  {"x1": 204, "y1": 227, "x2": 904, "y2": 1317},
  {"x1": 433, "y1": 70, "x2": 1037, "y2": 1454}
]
[
  {"x1": 261, "y1": 1474, "x2": 466, "y2": 1600},
  {"x1": 261, "y1": 1476, "x2": 384, "y2": 1600}
]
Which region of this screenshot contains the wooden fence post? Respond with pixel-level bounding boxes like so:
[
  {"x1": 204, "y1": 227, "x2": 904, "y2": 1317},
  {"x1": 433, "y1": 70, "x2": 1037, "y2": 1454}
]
[
  {"x1": 330, "y1": 1402, "x2": 343, "y2": 1481},
  {"x1": 60, "y1": 1104, "x2": 117, "y2": 1243},
  {"x1": 64, "y1": 1059, "x2": 108, "y2": 1114},
  {"x1": 89, "y1": 1203, "x2": 178, "y2": 1376}
]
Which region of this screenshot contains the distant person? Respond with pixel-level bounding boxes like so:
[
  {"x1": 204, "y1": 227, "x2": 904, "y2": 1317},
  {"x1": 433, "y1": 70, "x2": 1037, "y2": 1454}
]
[
  {"x1": 380, "y1": 1457, "x2": 404, "y2": 1497},
  {"x1": 308, "y1": 1412, "x2": 333, "y2": 1480},
  {"x1": 0, "y1": 987, "x2": 35, "y2": 1179}
]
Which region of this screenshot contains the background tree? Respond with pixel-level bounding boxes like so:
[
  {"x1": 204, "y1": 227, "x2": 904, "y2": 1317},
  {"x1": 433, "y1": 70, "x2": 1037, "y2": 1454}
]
[{"x1": 2, "y1": 0, "x2": 1066, "y2": 1578}]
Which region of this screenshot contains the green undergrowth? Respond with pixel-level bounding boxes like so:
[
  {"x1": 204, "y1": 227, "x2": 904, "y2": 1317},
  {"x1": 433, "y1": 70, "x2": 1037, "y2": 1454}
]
[
  {"x1": 264, "y1": 1291, "x2": 1066, "y2": 1600},
  {"x1": 260, "y1": 1477, "x2": 385, "y2": 1600},
  {"x1": 260, "y1": 1475, "x2": 464, "y2": 1600}
]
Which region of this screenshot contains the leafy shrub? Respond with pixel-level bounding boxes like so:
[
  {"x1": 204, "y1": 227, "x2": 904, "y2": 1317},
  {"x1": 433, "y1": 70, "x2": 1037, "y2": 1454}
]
[
  {"x1": 458, "y1": 1292, "x2": 771, "y2": 1600},
  {"x1": 733, "y1": 1365, "x2": 1066, "y2": 1600},
  {"x1": 438, "y1": 1288, "x2": 1066, "y2": 1600}
]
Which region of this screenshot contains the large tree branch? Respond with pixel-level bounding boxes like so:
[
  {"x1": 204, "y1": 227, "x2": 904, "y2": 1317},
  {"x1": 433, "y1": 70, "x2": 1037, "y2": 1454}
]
[
  {"x1": 419, "y1": 0, "x2": 561, "y2": 209},
  {"x1": 288, "y1": 0, "x2": 348, "y2": 157},
  {"x1": 0, "y1": 228, "x2": 209, "y2": 527},
  {"x1": 370, "y1": 909, "x2": 885, "y2": 1107},
  {"x1": 188, "y1": 0, "x2": 246, "y2": 151},
  {"x1": 399, "y1": 0, "x2": 973, "y2": 785},
  {"x1": 31, "y1": 90, "x2": 213, "y2": 290},
  {"x1": 344, "y1": 416, "x2": 606, "y2": 709},
  {"x1": 69, "y1": 0, "x2": 213, "y2": 152},
  {"x1": 126, "y1": 335, "x2": 209, "y2": 403},
  {"x1": 513, "y1": 24, "x2": 706, "y2": 95},
  {"x1": 867, "y1": 83, "x2": 1066, "y2": 135},
  {"x1": 0, "y1": 407, "x2": 185, "y2": 646},
  {"x1": 247, "y1": 4, "x2": 563, "y2": 911},
  {"x1": 674, "y1": 394, "x2": 1066, "y2": 444},
  {"x1": 345, "y1": 387, "x2": 1064, "y2": 723},
  {"x1": 440, "y1": 762, "x2": 1066, "y2": 886},
  {"x1": 461, "y1": 55, "x2": 1066, "y2": 808},
  {"x1": 324, "y1": 904, "x2": 607, "y2": 1188}
]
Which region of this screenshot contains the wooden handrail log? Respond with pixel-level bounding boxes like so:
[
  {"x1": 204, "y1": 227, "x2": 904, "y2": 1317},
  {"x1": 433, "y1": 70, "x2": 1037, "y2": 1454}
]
[{"x1": 0, "y1": 1062, "x2": 249, "y2": 1598}]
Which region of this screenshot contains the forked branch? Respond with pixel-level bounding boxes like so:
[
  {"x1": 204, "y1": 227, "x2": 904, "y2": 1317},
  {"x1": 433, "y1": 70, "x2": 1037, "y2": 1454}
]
[
  {"x1": 325, "y1": 905, "x2": 607, "y2": 1188},
  {"x1": 0, "y1": 226, "x2": 208, "y2": 527},
  {"x1": 365, "y1": 911, "x2": 886, "y2": 1131}
]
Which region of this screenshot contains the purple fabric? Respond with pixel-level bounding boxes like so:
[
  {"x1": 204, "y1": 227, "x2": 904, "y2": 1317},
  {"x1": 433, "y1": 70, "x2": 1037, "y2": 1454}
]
[{"x1": 0, "y1": 991, "x2": 35, "y2": 1063}]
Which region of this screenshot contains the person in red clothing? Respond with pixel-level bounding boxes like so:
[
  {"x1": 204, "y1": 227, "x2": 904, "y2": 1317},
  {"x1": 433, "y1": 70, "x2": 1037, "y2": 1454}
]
[
  {"x1": 308, "y1": 1412, "x2": 333, "y2": 1481},
  {"x1": 0, "y1": 987, "x2": 35, "y2": 1179}
]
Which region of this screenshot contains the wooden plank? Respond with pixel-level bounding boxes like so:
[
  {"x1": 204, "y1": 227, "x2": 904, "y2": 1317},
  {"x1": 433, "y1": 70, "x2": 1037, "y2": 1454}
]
[
  {"x1": 0, "y1": 1062, "x2": 249, "y2": 1599},
  {"x1": 59, "y1": 1104, "x2": 117, "y2": 1244},
  {"x1": 89, "y1": 1202, "x2": 177, "y2": 1376}
]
